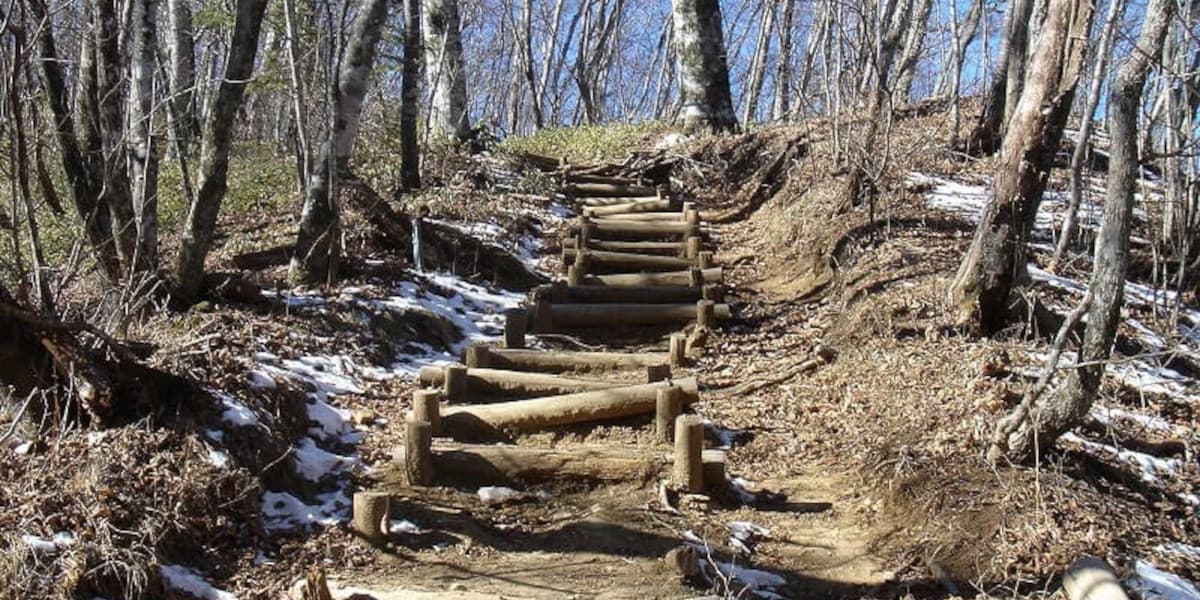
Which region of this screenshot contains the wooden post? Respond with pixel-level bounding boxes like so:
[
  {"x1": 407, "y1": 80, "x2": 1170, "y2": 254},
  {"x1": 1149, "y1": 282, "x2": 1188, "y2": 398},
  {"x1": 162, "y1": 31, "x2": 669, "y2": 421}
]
[
  {"x1": 701, "y1": 284, "x2": 721, "y2": 301},
  {"x1": 655, "y1": 386, "x2": 682, "y2": 443},
  {"x1": 669, "y1": 334, "x2": 686, "y2": 367},
  {"x1": 443, "y1": 365, "x2": 468, "y2": 403},
  {"x1": 406, "y1": 420, "x2": 434, "y2": 486},
  {"x1": 576, "y1": 216, "x2": 594, "y2": 247},
  {"x1": 685, "y1": 236, "x2": 702, "y2": 260},
  {"x1": 351, "y1": 491, "x2": 390, "y2": 545},
  {"x1": 673, "y1": 415, "x2": 703, "y2": 492},
  {"x1": 567, "y1": 265, "x2": 583, "y2": 286},
  {"x1": 696, "y1": 300, "x2": 716, "y2": 328},
  {"x1": 698, "y1": 251, "x2": 713, "y2": 269},
  {"x1": 465, "y1": 344, "x2": 491, "y2": 368},
  {"x1": 688, "y1": 267, "x2": 704, "y2": 288},
  {"x1": 411, "y1": 390, "x2": 441, "y2": 435},
  {"x1": 504, "y1": 309, "x2": 526, "y2": 349},
  {"x1": 647, "y1": 363, "x2": 672, "y2": 382}
]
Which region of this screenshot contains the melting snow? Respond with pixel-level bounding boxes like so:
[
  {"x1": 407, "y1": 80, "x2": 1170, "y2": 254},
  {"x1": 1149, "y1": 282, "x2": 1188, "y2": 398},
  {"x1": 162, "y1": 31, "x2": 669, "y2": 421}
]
[
  {"x1": 389, "y1": 519, "x2": 427, "y2": 535},
  {"x1": 22, "y1": 532, "x2": 74, "y2": 554},
  {"x1": 216, "y1": 392, "x2": 259, "y2": 428},
  {"x1": 160, "y1": 565, "x2": 238, "y2": 600},
  {"x1": 292, "y1": 438, "x2": 359, "y2": 482},
  {"x1": 1128, "y1": 560, "x2": 1200, "y2": 600},
  {"x1": 261, "y1": 490, "x2": 350, "y2": 531}
]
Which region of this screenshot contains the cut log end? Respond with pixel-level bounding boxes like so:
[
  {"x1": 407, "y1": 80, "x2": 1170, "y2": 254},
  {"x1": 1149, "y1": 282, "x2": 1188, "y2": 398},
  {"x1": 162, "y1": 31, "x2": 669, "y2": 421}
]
[{"x1": 351, "y1": 491, "x2": 391, "y2": 546}]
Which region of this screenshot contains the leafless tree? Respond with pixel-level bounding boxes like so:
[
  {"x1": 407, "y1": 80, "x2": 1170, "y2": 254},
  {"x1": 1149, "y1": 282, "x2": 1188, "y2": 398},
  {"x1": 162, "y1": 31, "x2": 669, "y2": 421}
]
[
  {"x1": 991, "y1": 0, "x2": 1175, "y2": 462},
  {"x1": 671, "y1": 0, "x2": 738, "y2": 133},
  {"x1": 948, "y1": 0, "x2": 1093, "y2": 334}
]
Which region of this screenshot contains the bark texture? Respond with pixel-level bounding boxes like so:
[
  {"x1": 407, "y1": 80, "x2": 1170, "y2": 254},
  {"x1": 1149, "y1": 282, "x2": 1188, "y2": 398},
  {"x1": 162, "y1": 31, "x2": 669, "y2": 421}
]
[
  {"x1": 967, "y1": 0, "x2": 1036, "y2": 155},
  {"x1": 400, "y1": 0, "x2": 422, "y2": 189},
  {"x1": 423, "y1": 0, "x2": 471, "y2": 141},
  {"x1": 948, "y1": 0, "x2": 1094, "y2": 334},
  {"x1": 998, "y1": 0, "x2": 1173, "y2": 462},
  {"x1": 290, "y1": 0, "x2": 391, "y2": 285},
  {"x1": 671, "y1": 0, "x2": 738, "y2": 133},
  {"x1": 174, "y1": 0, "x2": 269, "y2": 302}
]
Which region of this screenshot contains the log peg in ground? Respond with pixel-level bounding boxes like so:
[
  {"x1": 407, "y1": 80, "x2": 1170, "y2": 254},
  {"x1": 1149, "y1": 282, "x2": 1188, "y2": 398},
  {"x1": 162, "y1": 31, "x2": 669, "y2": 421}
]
[
  {"x1": 567, "y1": 265, "x2": 584, "y2": 286},
  {"x1": 696, "y1": 300, "x2": 716, "y2": 328},
  {"x1": 685, "y1": 208, "x2": 700, "y2": 228},
  {"x1": 443, "y1": 365, "x2": 468, "y2": 403},
  {"x1": 411, "y1": 390, "x2": 442, "y2": 435},
  {"x1": 657, "y1": 184, "x2": 671, "y2": 200},
  {"x1": 647, "y1": 363, "x2": 672, "y2": 383},
  {"x1": 405, "y1": 420, "x2": 434, "y2": 486},
  {"x1": 504, "y1": 308, "x2": 527, "y2": 349},
  {"x1": 465, "y1": 344, "x2": 492, "y2": 368},
  {"x1": 655, "y1": 386, "x2": 682, "y2": 444},
  {"x1": 697, "y1": 251, "x2": 713, "y2": 269},
  {"x1": 669, "y1": 334, "x2": 687, "y2": 367},
  {"x1": 688, "y1": 267, "x2": 704, "y2": 288},
  {"x1": 1062, "y1": 557, "x2": 1129, "y2": 600},
  {"x1": 685, "y1": 236, "x2": 702, "y2": 260},
  {"x1": 351, "y1": 491, "x2": 391, "y2": 545},
  {"x1": 701, "y1": 284, "x2": 722, "y2": 302},
  {"x1": 576, "y1": 216, "x2": 595, "y2": 246},
  {"x1": 673, "y1": 415, "x2": 704, "y2": 492}
]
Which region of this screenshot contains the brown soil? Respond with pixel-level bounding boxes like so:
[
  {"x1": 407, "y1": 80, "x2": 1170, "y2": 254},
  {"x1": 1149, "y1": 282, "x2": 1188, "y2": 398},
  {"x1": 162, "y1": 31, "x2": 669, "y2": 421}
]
[{"x1": 4, "y1": 102, "x2": 1197, "y2": 600}]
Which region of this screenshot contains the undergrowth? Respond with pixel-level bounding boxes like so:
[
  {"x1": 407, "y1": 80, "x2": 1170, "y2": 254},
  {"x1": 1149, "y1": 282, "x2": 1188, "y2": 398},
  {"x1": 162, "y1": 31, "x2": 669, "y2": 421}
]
[{"x1": 498, "y1": 120, "x2": 674, "y2": 163}]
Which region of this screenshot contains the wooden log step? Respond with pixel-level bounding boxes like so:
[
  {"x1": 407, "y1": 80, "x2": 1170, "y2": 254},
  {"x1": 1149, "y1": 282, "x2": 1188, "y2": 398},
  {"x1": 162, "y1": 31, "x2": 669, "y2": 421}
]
[
  {"x1": 563, "y1": 173, "x2": 645, "y2": 186},
  {"x1": 394, "y1": 441, "x2": 725, "y2": 489},
  {"x1": 481, "y1": 348, "x2": 680, "y2": 372},
  {"x1": 562, "y1": 238, "x2": 689, "y2": 257},
  {"x1": 565, "y1": 182, "x2": 657, "y2": 198},
  {"x1": 582, "y1": 198, "x2": 676, "y2": 217},
  {"x1": 417, "y1": 366, "x2": 628, "y2": 398},
  {"x1": 584, "y1": 267, "x2": 724, "y2": 287},
  {"x1": 562, "y1": 248, "x2": 695, "y2": 273},
  {"x1": 532, "y1": 283, "x2": 718, "y2": 304},
  {"x1": 534, "y1": 302, "x2": 731, "y2": 330},
  {"x1": 578, "y1": 211, "x2": 686, "y2": 222},
  {"x1": 575, "y1": 195, "x2": 661, "y2": 207},
  {"x1": 569, "y1": 219, "x2": 700, "y2": 240},
  {"x1": 440, "y1": 378, "x2": 699, "y2": 437}
]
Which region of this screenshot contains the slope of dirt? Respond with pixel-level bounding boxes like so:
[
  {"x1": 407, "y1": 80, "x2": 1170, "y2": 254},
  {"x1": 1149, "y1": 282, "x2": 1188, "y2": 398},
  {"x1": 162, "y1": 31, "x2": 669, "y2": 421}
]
[{"x1": 4, "y1": 102, "x2": 1198, "y2": 600}]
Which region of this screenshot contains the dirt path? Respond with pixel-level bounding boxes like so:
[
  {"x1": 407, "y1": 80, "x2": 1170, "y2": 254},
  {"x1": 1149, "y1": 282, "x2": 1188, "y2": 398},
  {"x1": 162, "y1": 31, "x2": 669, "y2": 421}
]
[{"x1": 312, "y1": 164, "x2": 898, "y2": 600}]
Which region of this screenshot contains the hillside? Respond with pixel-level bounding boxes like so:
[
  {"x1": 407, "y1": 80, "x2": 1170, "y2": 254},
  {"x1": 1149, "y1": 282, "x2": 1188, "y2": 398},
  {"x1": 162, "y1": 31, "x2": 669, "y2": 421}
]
[{"x1": 3, "y1": 103, "x2": 1198, "y2": 600}]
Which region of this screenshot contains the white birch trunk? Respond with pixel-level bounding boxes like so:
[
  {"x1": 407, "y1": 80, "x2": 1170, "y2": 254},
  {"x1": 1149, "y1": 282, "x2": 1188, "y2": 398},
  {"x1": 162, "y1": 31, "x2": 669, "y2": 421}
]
[{"x1": 423, "y1": 0, "x2": 471, "y2": 141}]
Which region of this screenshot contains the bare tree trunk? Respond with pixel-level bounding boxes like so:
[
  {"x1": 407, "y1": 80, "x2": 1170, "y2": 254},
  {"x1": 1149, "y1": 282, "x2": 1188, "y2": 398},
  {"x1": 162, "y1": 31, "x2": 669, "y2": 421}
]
[
  {"x1": 129, "y1": 0, "x2": 160, "y2": 273},
  {"x1": 842, "y1": 0, "x2": 913, "y2": 208},
  {"x1": 1052, "y1": 0, "x2": 1124, "y2": 270},
  {"x1": 518, "y1": 0, "x2": 543, "y2": 129},
  {"x1": 741, "y1": 1, "x2": 775, "y2": 124},
  {"x1": 770, "y1": 0, "x2": 794, "y2": 121},
  {"x1": 935, "y1": 0, "x2": 982, "y2": 97},
  {"x1": 948, "y1": 0, "x2": 1094, "y2": 335},
  {"x1": 401, "y1": 0, "x2": 421, "y2": 190},
  {"x1": 93, "y1": 0, "x2": 138, "y2": 274},
  {"x1": 947, "y1": 0, "x2": 966, "y2": 146},
  {"x1": 894, "y1": 0, "x2": 932, "y2": 102},
  {"x1": 290, "y1": 0, "x2": 390, "y2": 285},
  {"x1": 966, "y1": 0, "x2": 1035, "y2": 155},
  {"x1": 994, "y1": 0, "x2": 1174, "y2": 462},
  {"x1": 423, "y1": 0, "x2": 471, "y2": 141},
  {"x1": 26, "y1": 0, "x2": 122, "y2": 283},
  {"x1": 671, "y1": 0, "x2": 738, "y2": 133},
  {"x1": 283, "y1": 0, "x2": 311, "y2": 194},
  {"x1": 166, "y1": 0, "x2": 198, "y2": 147},
  {"x1": 173, "y1": 0, "x2": 269, "y2": 303}
]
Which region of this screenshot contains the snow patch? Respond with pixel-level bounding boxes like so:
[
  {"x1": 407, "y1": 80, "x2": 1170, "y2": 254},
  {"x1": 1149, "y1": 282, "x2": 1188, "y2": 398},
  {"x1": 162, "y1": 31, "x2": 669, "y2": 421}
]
[
  {"x1": 1128, "y1": 560, "x2": 1200, "y2": 600},
  {"x1": 292, "y1": 438, "x2": 359, "y2": 482},
  {"x1": 389, "y1": 519, "x2": 427, "y2": 535},
  {"x1": 216, "y1": 392, "x2": 259, "y2": 428},
  {"x1": 22, "y1": 532, "x2": 74, "y2": 554},
  {"x1": 159, "y1": 565, "x2": 237, "y2": 600},
  {"x1": 261, "y1": 490, "x2": 350, "y2": 531}
]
